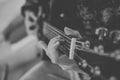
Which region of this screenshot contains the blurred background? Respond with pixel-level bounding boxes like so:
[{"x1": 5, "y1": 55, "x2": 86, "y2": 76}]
[
  {"x1": 0, "y1": 0, "x2": 41, "y2": 80},
  {"x1": 0, "y1": 0, "x2": 120, "y2": 80},
  {"x1": 0, "y1": 0, "x2": 24, "y2": 33}
]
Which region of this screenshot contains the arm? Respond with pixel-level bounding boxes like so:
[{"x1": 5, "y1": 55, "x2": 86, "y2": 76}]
[{"x1": 0, "y1": 36, "x2": 41, "y2": 70}]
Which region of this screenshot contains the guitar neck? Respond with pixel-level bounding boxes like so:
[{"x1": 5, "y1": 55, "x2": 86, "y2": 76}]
[
  {"x1": 42, "y1": 21, "x2": 118, "y2": 80},
  {"x1": 43, "y1": 21, "x2": 71, "y2": 54},
  {"x1": 43, "y1": 22, "x2": 70, "y2": 40}
]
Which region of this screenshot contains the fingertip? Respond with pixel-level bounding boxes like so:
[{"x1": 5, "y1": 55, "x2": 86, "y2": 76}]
[
  {"x1": 53, "y1": 36, "x2": 61, "y2": 39},
  {"x1": 38, "y1": 41, "x2": 47, "y2": 50},
  {"x1": 56, "y1": 41, "x2": 60, "y2": 45},
  {"x1": 57, "y1": 35, "x2": 61, "y2": 38},
  {"x1": 54, "y1": 41, "x2": 60, "y2": 48}
]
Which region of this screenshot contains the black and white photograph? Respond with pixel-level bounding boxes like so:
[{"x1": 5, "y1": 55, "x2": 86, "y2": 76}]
[{"x1": 0, "y1": 0, "x2": 120, "y2": 80}]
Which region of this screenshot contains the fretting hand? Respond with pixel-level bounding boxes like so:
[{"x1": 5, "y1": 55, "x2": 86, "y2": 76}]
[{"x1": 45, "y1": 27, "x2": 85, "y2": 73}]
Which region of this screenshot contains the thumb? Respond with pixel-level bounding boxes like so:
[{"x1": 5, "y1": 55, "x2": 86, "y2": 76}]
[{"x1": 64, "y1": 27, "x2": 82, "y2": 39}]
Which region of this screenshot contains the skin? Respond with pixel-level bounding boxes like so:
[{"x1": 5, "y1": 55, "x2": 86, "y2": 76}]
[
  {"x1": 24, "y1": 10, "x2": 39, "y2": 36},
  {"x1": 38, "y1": 27, "x2": 85, "y2": 72},
  {"x1": 19, "y1": 27, "x2": 86, "y2": 80}
]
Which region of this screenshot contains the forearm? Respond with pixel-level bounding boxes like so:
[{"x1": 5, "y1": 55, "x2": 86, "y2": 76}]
[{"x1": 0, "y1": 36, "x2": 42, "y2": 70}]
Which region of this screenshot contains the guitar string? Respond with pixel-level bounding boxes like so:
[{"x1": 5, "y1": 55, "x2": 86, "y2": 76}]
[
  {"x1": 45, "y1": 23, "x2": 97, "y2": 55},
  {"x1": 76, "y1": 46, "x2": 111, "y2": 58},
  {"x1": 45, "y1": 24, "x2": 86, "y2": 59},
  {"x1": 45, "y1": 23, "x2": 86, "y2": 49},
  {"x1": 46, "y1": 23, "x2": 71, "y2": 41},
  {"x1": 45, "y1": 23, "x2": 109, "y2": 79},
  {"x1": 47, "y1": 24, "x2": 113, "y2": 58},
  {"x1": 46, "y1": 26, "x2": 71, "y2": 47},
  {"x1": 45, "y1": 23, "x2": 95, "y2": 50},
  {"x1": 46, "y1": 27, "x2": 93, "y2": 63},
  {"x1": 45, "y1": 24, "x2": 99, "y2": 75},
  {"x1": 46, "y1": 24, "x2": 96, "y2": 63}
]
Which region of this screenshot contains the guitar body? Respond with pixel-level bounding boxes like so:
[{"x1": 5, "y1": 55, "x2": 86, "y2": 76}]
[{"x1": 42, "y1": 21, "x2": 120, "y2": 80}]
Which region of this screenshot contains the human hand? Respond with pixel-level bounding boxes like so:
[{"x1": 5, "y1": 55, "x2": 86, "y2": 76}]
[
  {"x1": 46, "y1": 26, "x2": 82, "y2": 64},
  {"x1": 46, "y1": 36, "x2": 61, "y2": 63},
  {"x1": 46, "y1": 27, "x2": 85, "y2": 73}
]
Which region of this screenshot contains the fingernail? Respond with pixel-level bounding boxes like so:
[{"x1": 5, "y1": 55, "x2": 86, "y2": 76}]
[
  {"x1": 58, "y1": 35, "x2": 61, "y2": 37},
  {"x1": 56, "y1": 41, "x2": 60, "y2": 45}
]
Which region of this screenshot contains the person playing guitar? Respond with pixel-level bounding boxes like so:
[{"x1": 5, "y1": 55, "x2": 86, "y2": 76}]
[{"x1": 20, "y1": 0, "x2": 120, "y2": 80}]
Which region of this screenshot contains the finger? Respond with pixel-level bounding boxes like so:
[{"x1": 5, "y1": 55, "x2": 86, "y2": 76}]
[
  {"x1": 49, "y1": 36, "x2": 61, "y2": 45},
  {"x1": 50, "y1": 36, "x2": 61, "y2": 42},
  {"x1": 53, "y1": 41, "x2": 60, "y2": 49},
  {"x1": 54, "y1": 39, "x2": 65, "y2": 46},
  {"x1": 38, "y1": 41, "x2": 47, "y2": 51}
]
